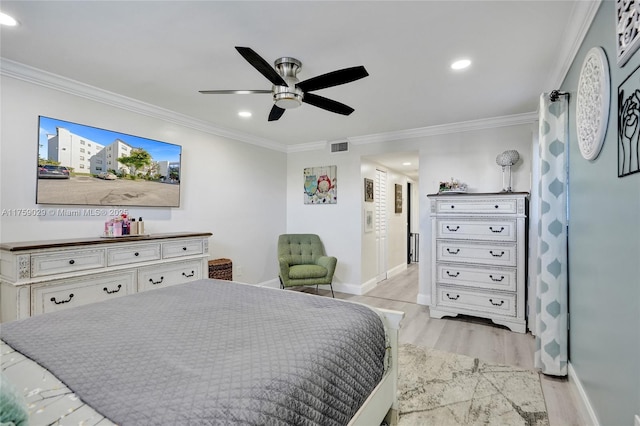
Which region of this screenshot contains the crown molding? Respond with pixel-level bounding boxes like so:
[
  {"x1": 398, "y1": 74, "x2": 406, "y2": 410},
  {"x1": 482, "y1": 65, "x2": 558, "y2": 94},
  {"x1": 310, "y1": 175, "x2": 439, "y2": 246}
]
[
  {"x1": 347, "y1": 112, "x2": 538, "y2": 146},
  {"x1": 547, "y1": 0, "x2": 601, "y2": 88},
  {"x1": 1, "y1": 58, "x2": 539, "y2": 154},
  {"x1": 0, "y1": 58, "x2": 288, "y2": 153}
]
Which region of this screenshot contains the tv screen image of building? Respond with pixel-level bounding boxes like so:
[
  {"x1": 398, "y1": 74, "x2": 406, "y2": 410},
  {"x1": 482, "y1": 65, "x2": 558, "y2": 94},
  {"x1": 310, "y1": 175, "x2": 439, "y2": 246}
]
[{"x1": 37, "y1": 116, "x2": 181, "y2": 207}]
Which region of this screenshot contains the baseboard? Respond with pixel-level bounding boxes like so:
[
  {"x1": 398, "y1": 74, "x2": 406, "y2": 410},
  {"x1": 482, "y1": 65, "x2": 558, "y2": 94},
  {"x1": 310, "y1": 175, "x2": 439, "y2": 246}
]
[
  {"x1": 568, "y1": 362, "x2": 600, "y2": 426},
  {"x1": 417, "y1": 292, "x2": 430, "y2": 306},
  {"x1": 386, "y1": 263, "x2": 407, "y2": 279}
]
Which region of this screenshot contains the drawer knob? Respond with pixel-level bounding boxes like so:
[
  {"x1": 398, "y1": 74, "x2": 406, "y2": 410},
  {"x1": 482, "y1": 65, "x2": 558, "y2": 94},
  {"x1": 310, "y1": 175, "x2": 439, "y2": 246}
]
[
  {"x1": 182, "y1": 247, "x2": 187, "y2": 251},
  {"x1": 450, "y1": 205, "x2": 455, "y2": 209},
  {"x1": 489, "y1": 275, "x2": 505, "y2": 282},
  {"x1": 489, "y1": 250, "x2": 505, "y2": 257},
  {"x1": 103, "y1": 284, "x2": 122, "y2": 294},
  {"x1": 495, "y1": 205, "x2": 499, "y2": 209},
  {"x1": 446, "y1": 248, "x2": 460, "y2": 255},
  {"x1": 68, "y1": 259, "x2": 75, "y2": 265},
  {"x1": 489, "y1": 226, "x2": 505, "y2": 233},
  {"x1": 446, "y1": 225, "x2": 460, "y2": 232},
  {"x1": 134, "y1": 252, "x2": 140, "y2": 256},
  {"x1": 446, "y1": 293, "x2": 460, "y2": 300},
  {"x1": 489, "y1": 298, "x2": 505, "y2": 306},
  {"x1": 51, "y1": 294, "x2": 74, "y2": 305},
  {"x1": 149, "y1": 276, "x2": 165, "y2": 285},
  {"x1": 446, "y1": 271, "x2": 460, "y2": 277},
  {"x1": 182, "y1": 270, "x2": 195, "y2": 278}
]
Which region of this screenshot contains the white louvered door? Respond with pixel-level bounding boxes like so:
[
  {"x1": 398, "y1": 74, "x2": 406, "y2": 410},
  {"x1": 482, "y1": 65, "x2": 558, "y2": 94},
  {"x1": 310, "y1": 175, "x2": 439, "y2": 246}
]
[{"x1": 375, "y1": 169, "x2": 388, "y2": 282}]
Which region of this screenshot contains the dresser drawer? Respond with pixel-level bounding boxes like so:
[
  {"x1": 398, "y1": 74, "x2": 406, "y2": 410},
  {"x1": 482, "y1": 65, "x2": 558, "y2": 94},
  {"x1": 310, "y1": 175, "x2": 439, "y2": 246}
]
[
  {"x1": 162, "y1": 239, "x2": 204, "y2": 259},
  {"x1": 137, "y1": 260, "x2": 203, "y2": 292},
  {"x1": 436, "y1": 219, "x2": 516, "y2": 241},
  {"x1": 436, "y1": 240, "x2": 517, "y2": 266},
  {"x1": 107, "y1": 243, "x2": 161, "y2": 266},
  {"x1": 436, "y1": 286, "x2": 516, "y2": 317},
  {"x1": 32, "y1": 271, "x2": 136, "y2": 315},
  {"x1": 435, "y1": 198, "x2": 518, "y2": 214},
  {"x1": 31, "y1": 249, "x2": 106, "y2": 278},
  {"x1": 436, "y1": 263, "x2": 516, "y2": 292}
]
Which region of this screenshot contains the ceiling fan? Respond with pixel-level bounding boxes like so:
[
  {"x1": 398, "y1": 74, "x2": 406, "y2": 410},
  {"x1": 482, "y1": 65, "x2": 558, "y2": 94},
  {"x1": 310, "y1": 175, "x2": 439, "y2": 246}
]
[{"x1": 199, "y1": 47, "x2": 369, "y2": 121}]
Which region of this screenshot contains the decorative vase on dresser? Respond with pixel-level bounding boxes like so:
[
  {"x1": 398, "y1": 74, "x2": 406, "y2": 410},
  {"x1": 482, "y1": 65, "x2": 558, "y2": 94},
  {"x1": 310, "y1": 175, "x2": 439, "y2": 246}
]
[
  {"x1": 427, "y1": 192, "x2": 528, "y2": 333},
  {"x1": 0, "y1": 232, "x2": 212, "y2": 322}
]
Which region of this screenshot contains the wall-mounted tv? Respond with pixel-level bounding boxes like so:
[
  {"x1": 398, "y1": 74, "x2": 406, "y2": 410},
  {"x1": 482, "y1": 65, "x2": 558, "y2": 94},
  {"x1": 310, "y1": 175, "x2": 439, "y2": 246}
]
[{"x1": 37, "y1": 116, "x2": 181, "y2": 207}]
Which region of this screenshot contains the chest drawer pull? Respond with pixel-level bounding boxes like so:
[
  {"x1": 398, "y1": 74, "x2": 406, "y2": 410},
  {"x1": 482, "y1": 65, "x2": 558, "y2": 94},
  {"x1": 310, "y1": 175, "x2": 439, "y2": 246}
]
[
  {"x1": 182, "y1": 270, "x2": 195, "y2": 278},
  {"x1": 446, "y1": 248, "x2": 460, "y2": 255},
  {"x1": 446, "y1": 225, "x2": 460, "y2": 232},
  {"x1": 446, "y1": 293, "x2": 460, "y2": 300},
  {"x1": 51, "y1": 294, "x2": 74, "y2": 305},
  {"x1": 149, "y1": 276, "x2": 165, "y2": 285},
  {"x1": 183, "y1": 247, "x2": 187, "y2": 251},
  {"x1": 489, "y1": 250, "x2": 505, "y2": 257},
  {"x1": 489, "y1": 298, "x2": 505, "y2": 306},
  {"x1": 489, "y1": 226, "x2": 505, "y2": 233},
  {"x1": 134, "y1": 252, "x2": 139, "y2": 256},
  {"x1": 69, "y1": 259, "x2": 75, "y2": 265},
  {"x1": 446, "y1": 271, "x2": 460, "y2": 277},
  {"x1": 489, "y1": 275, "x2": 505, "y2": 282},
  {"x1": 103, "y1": 284, "x2": 122, "y2": 294}
]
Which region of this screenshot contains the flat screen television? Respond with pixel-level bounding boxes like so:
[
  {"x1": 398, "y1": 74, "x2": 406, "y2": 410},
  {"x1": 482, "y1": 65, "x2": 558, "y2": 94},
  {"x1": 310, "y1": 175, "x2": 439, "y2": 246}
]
[{"x1": 37, "y1": 116, "x2": 181, "y2": 207}]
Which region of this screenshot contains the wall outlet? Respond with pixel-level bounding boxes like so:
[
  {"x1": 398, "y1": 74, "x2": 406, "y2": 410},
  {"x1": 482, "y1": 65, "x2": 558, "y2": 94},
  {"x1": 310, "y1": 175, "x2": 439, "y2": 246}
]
[{"x1": 634, "y1": 414, "x2": 640, "y2": 426}]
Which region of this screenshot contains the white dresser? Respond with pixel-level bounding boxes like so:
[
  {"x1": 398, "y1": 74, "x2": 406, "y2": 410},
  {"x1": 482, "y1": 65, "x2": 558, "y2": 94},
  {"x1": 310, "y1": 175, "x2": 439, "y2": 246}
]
[
  {"x1": 427, "y1": 193, "x2": 528, "y2": 333},
  {"x1": 0, "y1": 232, "x2": 212, "y2": 321}
]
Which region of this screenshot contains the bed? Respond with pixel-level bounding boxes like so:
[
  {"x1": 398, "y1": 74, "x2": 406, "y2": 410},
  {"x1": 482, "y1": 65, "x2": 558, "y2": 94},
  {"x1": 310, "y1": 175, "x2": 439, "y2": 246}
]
[{"x1": 0, "y1": 279, "x2": 403, "y2": 425}]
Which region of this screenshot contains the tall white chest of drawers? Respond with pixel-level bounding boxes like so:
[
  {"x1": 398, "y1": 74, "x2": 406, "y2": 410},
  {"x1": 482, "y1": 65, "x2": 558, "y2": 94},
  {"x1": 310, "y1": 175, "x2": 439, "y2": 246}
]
[
  {"x1": 0, "y1": 232, "x2": 212, "y2": 322},
  {"x1": 427, "y1": 193, "x2": 528, "y2": 333}
]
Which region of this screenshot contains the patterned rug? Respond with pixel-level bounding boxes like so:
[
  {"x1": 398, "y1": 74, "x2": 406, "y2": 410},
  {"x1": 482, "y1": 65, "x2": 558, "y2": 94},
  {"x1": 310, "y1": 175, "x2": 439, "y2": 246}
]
[{"x1": 397, "y1": 344, "x2": 549, "y2": 426}]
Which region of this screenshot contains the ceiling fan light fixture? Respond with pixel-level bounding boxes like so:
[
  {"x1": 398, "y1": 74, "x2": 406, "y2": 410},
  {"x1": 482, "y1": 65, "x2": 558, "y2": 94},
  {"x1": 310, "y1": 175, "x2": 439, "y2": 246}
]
[{"x1": 273, "y1": 86, "x2": 303, "y2": 109}]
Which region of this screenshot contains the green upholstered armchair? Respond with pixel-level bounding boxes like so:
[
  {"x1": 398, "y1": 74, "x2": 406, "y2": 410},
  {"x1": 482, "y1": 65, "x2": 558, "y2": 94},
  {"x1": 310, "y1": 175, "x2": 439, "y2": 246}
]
[{"x1": 277, "y1": 234, "x2": 337, "y2": 297}]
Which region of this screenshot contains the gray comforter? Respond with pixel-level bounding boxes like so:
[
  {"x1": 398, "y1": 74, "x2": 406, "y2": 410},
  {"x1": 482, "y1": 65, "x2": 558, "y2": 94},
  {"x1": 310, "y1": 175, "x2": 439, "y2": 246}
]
[{"x1": 0, "y1": 280, "x2": 386, "y2": 425}]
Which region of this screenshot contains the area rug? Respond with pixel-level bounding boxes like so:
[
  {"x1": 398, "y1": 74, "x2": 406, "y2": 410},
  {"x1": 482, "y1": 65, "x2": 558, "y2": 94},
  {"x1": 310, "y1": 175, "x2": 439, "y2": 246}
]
[{"x1": 397, "y1": 344, "x2": 549, "y2": 426}]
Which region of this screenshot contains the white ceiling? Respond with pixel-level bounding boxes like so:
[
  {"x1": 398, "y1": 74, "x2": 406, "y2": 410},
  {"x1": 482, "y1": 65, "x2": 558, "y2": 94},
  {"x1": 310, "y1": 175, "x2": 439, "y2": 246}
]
[{"x1": 0, "y1": 1, "x2": 595, "y2": 176}]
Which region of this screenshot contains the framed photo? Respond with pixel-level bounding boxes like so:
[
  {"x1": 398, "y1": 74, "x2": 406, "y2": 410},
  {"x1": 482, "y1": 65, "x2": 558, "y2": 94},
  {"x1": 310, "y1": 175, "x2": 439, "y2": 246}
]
[
  {"x1": 364, "y1": 178, "x2": 374, "y2": 202},
  {"x1": 395, "y1": 184, "x2": 402, "y2": 213},
  {"x1": 364, "y1": 209, "x2": 374, "y2": 232},
  {"x1": 618, "y1": 63, "x2": 640, "y2": 177},
  {"x1": 617, "y1": 0, "x2": 640, "y2": 67}
]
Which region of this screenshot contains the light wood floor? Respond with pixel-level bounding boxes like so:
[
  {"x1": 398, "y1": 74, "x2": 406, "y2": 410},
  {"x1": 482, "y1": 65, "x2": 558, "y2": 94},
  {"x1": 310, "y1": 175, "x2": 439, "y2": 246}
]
[{"x1": 296, "y1": 264, "x2": 592, "y2": 426}]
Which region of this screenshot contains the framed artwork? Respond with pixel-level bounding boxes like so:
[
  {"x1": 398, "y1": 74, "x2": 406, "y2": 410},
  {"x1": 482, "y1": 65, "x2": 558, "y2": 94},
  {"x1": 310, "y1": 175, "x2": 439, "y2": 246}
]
[
  {"x1": 364, "y1": 178, "x2": 374, "y2": 202},
  {"x1": 304, "y1": 165, "x2": 337, "y2": 204},
  {"x1": 617, "y1": 0, "x2": 640, "y2": 67},
  {"x1": 618, "y1": 63, "x2": 640, "y2": 177},
  {"x1": 395, "y1": 184, "x2": 402, "y2": 213},
  {"x1": 364, "y1": 209, "x2": 374, "y2": 232}
]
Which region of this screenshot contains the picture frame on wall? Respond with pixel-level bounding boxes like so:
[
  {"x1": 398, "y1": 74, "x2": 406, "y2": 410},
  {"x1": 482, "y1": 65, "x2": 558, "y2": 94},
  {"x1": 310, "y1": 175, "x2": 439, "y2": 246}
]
[
  {"x1": 616, "y1": 0, "x2": 640, "y2": 66},
  {"x1": 364, "y1": 178, "x2": 374, "y2": 202},
  {"x1": 304, "y1": 165, "x2": 337, "y2": 204},
  {"x1": 618, "y1": 63, "x2": 640, "y2": 177},
  {"x1": 364, "y1": 209, "x2": 374, "y2": 233},
  {"x1": 394, "y1": 184, "x2": 402, "y2": 213}
]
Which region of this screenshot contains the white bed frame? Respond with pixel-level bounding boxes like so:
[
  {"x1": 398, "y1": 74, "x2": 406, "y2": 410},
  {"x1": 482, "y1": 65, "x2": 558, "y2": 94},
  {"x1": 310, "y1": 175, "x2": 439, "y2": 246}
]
[{"x1": 349, "y1": 307, "x2": 405, "y2": 426}]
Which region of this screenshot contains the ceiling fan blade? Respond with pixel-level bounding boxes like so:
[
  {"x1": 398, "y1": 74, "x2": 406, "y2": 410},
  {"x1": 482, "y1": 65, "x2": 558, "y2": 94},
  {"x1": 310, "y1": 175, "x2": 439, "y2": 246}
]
[
  {"x1": 297, "y1": 66, "x2": 368, "y2": 92},
  {"x1": 235, "y1": 46, "x2": 288, "y2": 87},
  {"x1": 303, "y1": 93, "x2": 355, "y2": 116},
  {"x1": 268, "y1": 105, "x2": 286, "y2": 121},
  {"x1": 199, "y1": 90, "x2": 272, "y2": 94}
]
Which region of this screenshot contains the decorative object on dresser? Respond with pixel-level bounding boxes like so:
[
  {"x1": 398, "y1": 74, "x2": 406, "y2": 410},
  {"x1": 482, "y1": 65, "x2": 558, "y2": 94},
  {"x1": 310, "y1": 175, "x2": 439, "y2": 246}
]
[
  {"x1": 495, "y1": 150, "x2": 520, "y2": 192},
  {"x1": 427, "y1": 192, "x2": 528, "y2": 333},
  {"x1": 438, "y1": 178, "x2": 467, "y2": 194},
  {"x1": 0, "y1": 232, "x2": 212, "y2": 322}
]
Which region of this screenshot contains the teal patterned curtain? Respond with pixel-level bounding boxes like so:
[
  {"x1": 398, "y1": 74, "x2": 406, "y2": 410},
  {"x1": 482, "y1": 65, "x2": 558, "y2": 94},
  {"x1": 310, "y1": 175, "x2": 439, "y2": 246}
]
[{"x1": 534, "y1": 93, "x2": 569, "y2": 376}]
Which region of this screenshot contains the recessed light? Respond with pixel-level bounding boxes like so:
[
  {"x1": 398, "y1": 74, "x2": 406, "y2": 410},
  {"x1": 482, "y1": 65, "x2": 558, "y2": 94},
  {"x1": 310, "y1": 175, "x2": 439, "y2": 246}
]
[
  {"x1": 451, "y1": 59, "x2": 471, "y2": 70},
  {"x1": 0, "y1": 12, "x2": 18, "y2": 26},
  {"x1": 238, "y1": 111, "x2": 252, "y2": 118}
]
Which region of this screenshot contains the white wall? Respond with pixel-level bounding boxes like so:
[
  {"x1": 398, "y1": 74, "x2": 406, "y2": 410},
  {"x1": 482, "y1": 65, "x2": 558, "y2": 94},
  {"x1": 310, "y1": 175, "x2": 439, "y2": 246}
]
[{"x1": 0, "y1": 75, "x2": 287, "y2": 284}]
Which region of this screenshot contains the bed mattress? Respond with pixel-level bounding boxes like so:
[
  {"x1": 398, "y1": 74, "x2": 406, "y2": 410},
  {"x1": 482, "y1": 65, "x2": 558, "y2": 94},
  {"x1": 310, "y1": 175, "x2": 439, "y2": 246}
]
[{"x1": 1, "y1": 279, "x2": 386, "y2": 425}]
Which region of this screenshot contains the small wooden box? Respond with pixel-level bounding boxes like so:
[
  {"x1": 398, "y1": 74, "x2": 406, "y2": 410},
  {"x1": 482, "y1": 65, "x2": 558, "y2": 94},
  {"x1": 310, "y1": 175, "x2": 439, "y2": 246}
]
[{"x1": 208, "y1": 258, "x2": 232, "y2": 280}]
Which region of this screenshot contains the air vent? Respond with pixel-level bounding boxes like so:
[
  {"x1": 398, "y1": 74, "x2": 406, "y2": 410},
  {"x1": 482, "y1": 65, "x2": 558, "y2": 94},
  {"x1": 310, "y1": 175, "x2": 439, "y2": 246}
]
[{"x1": 330, "y1": 141, "x2": 349, "y2": 153}]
